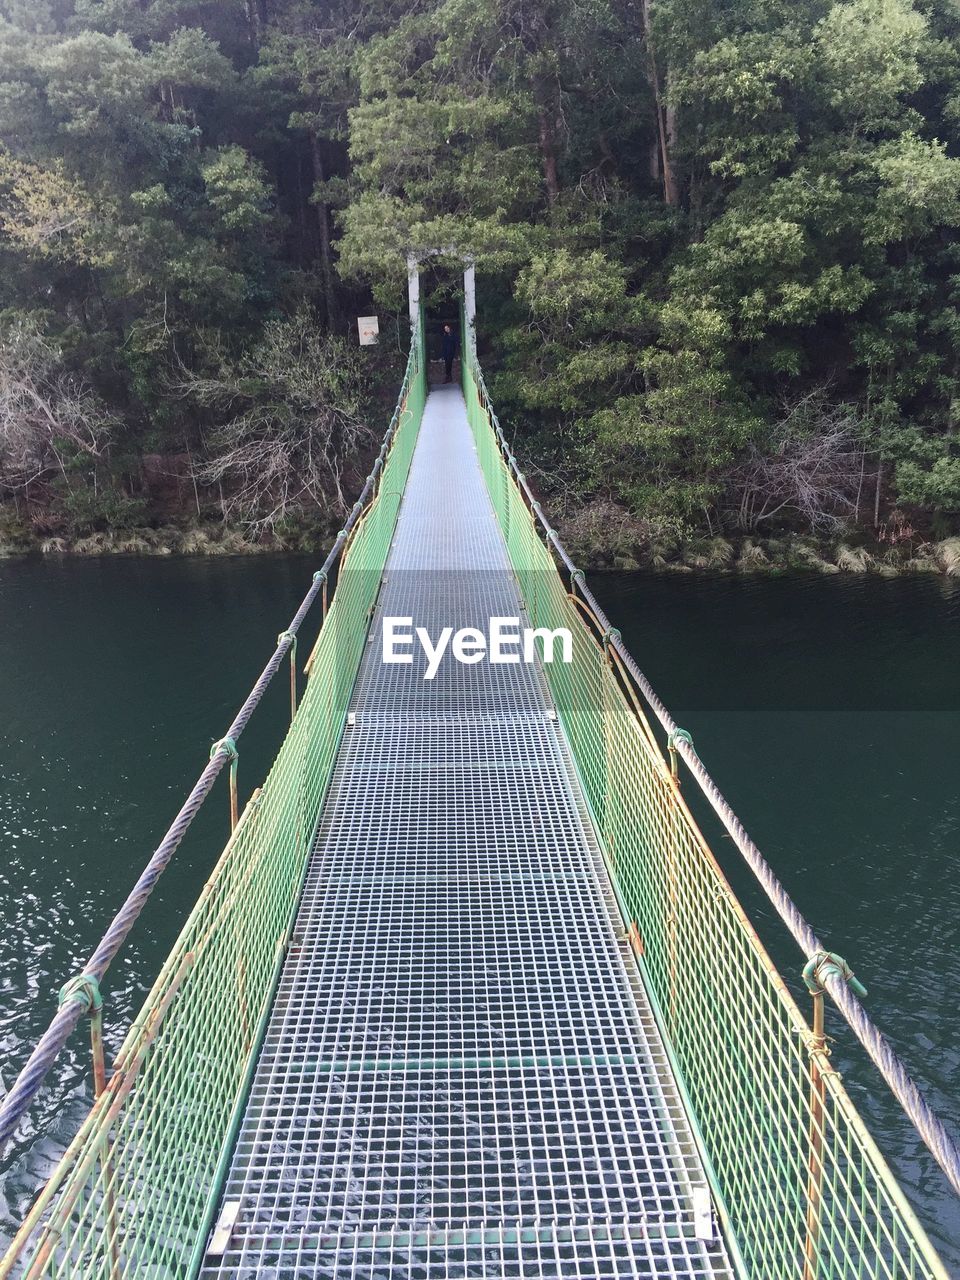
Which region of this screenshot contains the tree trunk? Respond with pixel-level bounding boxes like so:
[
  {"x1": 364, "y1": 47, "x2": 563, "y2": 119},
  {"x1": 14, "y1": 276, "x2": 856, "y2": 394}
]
[
  {"x1": 665, "y1": 97, "x2": 677, "y2": 163},
  {"x1": 854, "y1": 446, "x2": 865, "y2": 524},
  {"x1": 648, "y1": 138, "x2": 660, "y2": 184},
  {"x1": 309, "y1": 132, "x2": 339, "y2": 327},
  {"x1": 538, "y1": 108, "x2": 560, "y2": 205},
  {"x1": 245, "y1": 0, "x2": 260, "y2": 49},
  {"x1": 295, "y1": 147, "x2": 310, "y2": 267},
  {"x1": 688, "y1": 161, "x2": 703, "y2": 241},
  {"x1": 597, "y1": 131, "x2": 616, "y2": 172},
  {"x1": 640, "y1": 0, "x2": 677, "y2": 206},
  {"x1": 873, "y1": 459, "x2": 883, "y2": 528},
  {"x1": 245, "y1": 0, "x2": 268, "y2": 49}
]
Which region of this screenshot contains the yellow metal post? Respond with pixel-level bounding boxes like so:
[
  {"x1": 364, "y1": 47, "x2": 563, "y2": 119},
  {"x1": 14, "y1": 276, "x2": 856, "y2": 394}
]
[
  {"x1": 210, "y1": 738, "x2": 239, "y2": 832},
  {"x1": 90, "y1": 1004, "x2": 122, "y2": 1280},
  {"x1": 803, "y1": 989, "x2": 828, "y2": 1280},
  {"x1": 278, "y1": 631, "x2": 298, "y2": 723}
]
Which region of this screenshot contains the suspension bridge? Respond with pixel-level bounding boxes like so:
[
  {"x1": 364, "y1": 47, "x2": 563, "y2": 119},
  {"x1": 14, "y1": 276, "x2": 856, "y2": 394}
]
[{"x1": 0, "y1": 310, "x2": 958, "y2": 1280}]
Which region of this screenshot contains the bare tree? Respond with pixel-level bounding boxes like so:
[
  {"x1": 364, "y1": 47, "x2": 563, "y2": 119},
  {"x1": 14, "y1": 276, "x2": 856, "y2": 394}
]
[
  {"x1": 0, "y1": 318, "x2": 114, "y2": 496},
  {"x1": 726, "y1": 390, "x2": 867, "y2": 532},
  {"x1": 175, "y1": 311, "x2": 375, "y2": 534}
]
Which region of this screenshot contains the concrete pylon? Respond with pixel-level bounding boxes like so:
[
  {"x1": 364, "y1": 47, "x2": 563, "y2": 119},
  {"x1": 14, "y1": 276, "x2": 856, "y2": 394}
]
[
  {"x1": 463, "y1": 258, "x2": 476, "y2": 354},
  {"x1": 407, "y1": 253, "x2": 420, "y2": 330},
  {"x1": 406, "y1": 249, "x2": 476, "y2": 346}
]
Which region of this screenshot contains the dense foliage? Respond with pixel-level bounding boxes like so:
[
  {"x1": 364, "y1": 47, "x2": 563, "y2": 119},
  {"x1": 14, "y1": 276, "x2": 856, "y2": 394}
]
[{"x1": 1, "y1": 0, "x2": 960, "y2": 552}]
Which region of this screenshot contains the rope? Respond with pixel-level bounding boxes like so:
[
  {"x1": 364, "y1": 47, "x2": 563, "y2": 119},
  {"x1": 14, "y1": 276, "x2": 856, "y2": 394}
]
[
  {"x1": 803, "y1": 950, "x2": 867, "y2": 1000},
  {"x1": 58, "y1": 974, "x2": 102, "y2": 1014},
  {"x1": 465, "y1": 346, "x2": 960, "y2": 1204},
  {"x1": 0, "y1": 319, "x2": 424, "y2": 1155}
]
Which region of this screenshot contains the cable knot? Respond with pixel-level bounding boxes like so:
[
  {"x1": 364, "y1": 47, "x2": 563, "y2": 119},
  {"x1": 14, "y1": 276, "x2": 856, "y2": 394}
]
[
  {"x1": 802, "y1": 950, "x2": 868, "y2": 1000},
  {"x1": 601, "y1": 627, "x2": 621, "y2": 648},
  {"x1": 58, "y1": 973, "x2": 102, "y2": 1014},
  {"x1": 277, "y1": 630, "x2": 297, "y2": 650},
  {"x1": 571, "y1": 568, "x2": 586, "y2": 587},
  {"x1": 210, "y1": 736, "x2": 238, "y2": 763},
  {"x1": 668, "y1": 728, "x2": 694, "y2": 752},
  {"x1": 313, "y1": 569, "x2": 327, "y2": 584}
]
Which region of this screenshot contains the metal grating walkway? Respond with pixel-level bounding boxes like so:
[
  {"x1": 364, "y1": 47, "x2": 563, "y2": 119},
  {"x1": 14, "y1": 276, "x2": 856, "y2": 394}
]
[{"x1": 199, "y1": 384, "x2": 735, "y2": 1280}]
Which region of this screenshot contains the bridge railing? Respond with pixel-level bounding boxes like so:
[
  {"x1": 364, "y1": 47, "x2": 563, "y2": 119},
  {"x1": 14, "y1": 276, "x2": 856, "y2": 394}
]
[
  {"x1": 0, "y1": 322, "x2": 427, "y2": 1279},
  {"x1": 461, "y1": 347, "x2": 951, "y2": 1280}
]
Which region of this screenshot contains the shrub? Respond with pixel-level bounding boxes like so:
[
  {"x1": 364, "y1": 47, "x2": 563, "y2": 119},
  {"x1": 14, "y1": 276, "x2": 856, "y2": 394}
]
[{"x1": 59, "y1": 487, "x2": 148, "y2": 536}]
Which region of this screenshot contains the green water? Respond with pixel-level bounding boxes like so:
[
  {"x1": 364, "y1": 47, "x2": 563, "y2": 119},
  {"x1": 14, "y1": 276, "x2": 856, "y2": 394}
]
[
  {"x1": 0, "y1": 554, "x2": 321, "y2": 1241},
  {"x1": 592, "y1": 570, "x2": 960, "y2": 1269},
  {"x1": 0, "y1": 557, "x2": 958, "y2": 1267}
]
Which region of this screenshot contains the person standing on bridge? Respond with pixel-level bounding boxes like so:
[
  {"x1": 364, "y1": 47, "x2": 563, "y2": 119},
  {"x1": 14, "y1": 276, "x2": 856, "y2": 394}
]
[{"x1": 441, "y1": 324, "x2": 458, "y2": 383}]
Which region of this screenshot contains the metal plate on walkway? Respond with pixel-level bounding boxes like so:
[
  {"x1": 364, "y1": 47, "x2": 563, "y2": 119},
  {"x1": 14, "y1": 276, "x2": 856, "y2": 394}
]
[{"x1": 199, "y1": 385, "x2": 735, "y2": 1279}]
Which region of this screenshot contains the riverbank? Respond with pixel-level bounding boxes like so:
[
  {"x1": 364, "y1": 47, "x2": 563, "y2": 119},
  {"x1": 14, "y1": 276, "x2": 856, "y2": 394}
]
[
  {"x1": 556, "y1": 502, "x2": 960, "y2": 578},
  {"x1": 0, "y1": 524, "x2": 304, "y2": 558},
  {"x1": 3, "y1": 512, "x2": 960, "y2": 578},
  {"x1": 571, "y1": 532, "x2": 960, "y2": 577}
]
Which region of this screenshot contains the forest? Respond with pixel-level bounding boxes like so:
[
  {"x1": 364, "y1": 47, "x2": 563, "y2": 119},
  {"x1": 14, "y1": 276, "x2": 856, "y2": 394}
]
[{"x1": 2, "y1": 0, "x2": 960, "y2": 571}]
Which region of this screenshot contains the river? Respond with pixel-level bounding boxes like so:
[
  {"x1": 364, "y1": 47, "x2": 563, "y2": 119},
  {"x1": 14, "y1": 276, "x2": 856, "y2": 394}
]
[{"x1": 0, "y1": 556, "x2": 958, "y2": 1266}]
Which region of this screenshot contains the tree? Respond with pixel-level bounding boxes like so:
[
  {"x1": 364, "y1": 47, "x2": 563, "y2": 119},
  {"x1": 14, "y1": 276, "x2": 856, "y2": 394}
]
[
  {"x1": 0, "y1": 146, "x2": 101, "y2": 262},
  {"x1": 176, "y1": 310, "x2": 375, "y2": 531},
  {"x1": 0, "y1": 314, "x2": 115, "y2": 494},
  {"x1": 1, "y1": 0, "x2": 960, "y2": 547},
  {"x1": 726, "y1": 391, "x2": 866, "y2": 532}
]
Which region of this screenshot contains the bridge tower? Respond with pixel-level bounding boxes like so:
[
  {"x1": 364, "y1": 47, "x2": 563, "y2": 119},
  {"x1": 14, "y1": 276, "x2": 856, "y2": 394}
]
[{"x1": 407, "y1": 249, "x2": 475, "y2": 351}]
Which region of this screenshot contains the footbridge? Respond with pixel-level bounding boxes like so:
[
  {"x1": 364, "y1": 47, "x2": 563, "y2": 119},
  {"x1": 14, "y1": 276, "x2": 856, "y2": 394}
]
[{"x1": 0, "y1": 320, "x2": 958, "y2": 1280}]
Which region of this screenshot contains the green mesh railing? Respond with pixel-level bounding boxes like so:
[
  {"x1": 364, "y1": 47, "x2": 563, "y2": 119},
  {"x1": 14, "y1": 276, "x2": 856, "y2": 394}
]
[
  {"x1": 461, "y1": 349, "x2": 949, "y2": 1280},
  {"x1": 1, "y1": 328, "x2": 426, "y2": 1280}
]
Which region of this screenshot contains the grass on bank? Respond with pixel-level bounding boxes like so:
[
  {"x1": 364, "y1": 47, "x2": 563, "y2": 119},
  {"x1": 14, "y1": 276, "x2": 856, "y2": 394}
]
[
  {"x1": 556, "y1": 500, "x2": 960, "y2": 578},
  {"x1": 4, "y1": 503, "x2": 960, "y2": 578}
]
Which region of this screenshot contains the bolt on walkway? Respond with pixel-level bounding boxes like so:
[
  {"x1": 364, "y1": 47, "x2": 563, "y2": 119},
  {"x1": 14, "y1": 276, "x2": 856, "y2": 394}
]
[{"x1": 198, "y1": 383, "x2": 735, "y2": 1279}]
